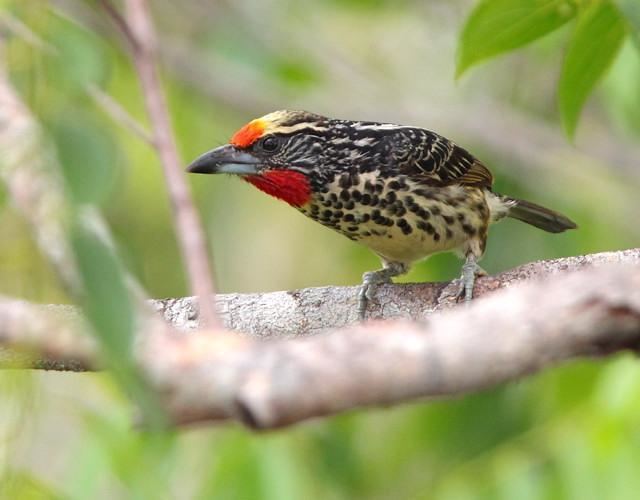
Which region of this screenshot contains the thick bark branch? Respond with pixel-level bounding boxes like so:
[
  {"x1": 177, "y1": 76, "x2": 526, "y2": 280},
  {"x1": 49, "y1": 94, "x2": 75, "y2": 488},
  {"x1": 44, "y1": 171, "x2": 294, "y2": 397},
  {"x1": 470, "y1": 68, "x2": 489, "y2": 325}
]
[
  {"x1": 139, "y1": 262, "x2": 640, "y2": 428},
  {"x1": 1, "y1": 250, "x2": 639, "y2": 429},
  {"x1": 0, "y1": 298, "x2": 97, "y2": 371},
  {"x1": 157, "y1": 248, "x2": 640, "y2": 337}
]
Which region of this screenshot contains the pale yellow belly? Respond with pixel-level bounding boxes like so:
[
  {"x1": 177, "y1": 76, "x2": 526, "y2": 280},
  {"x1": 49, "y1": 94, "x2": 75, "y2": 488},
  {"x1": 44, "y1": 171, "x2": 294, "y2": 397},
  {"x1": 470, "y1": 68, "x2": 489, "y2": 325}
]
[
  {"x1": 353, "y1": 215, "x2": 470, "y2": 263},
  {"x1": 300, "y1": 175, "x2": 492, "y2": 264}
]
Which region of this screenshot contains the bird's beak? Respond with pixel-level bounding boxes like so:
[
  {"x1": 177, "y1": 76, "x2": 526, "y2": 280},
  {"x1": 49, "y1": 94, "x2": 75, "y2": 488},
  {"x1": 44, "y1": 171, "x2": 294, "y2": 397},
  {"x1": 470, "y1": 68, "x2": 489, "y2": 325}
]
[{"x1": 186, "y1": 144, "x2": 260, "y2": 175}]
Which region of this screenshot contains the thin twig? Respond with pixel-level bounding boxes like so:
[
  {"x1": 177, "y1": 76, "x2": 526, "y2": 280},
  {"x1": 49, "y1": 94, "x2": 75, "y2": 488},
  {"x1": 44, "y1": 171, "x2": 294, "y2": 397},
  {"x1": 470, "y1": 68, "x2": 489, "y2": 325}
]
[
  {"x1": 0, "y1": 12, "x2": 57, "y2": 53},
  {"x1": 86, "y1": 83, "x2": 154, "y2": 144},
  {"x1": 98, "y1": 0, "x2": 138, "y2": 52},
  {"x1": 102, "y1": 0, "x2": 220, "y2": 328}
]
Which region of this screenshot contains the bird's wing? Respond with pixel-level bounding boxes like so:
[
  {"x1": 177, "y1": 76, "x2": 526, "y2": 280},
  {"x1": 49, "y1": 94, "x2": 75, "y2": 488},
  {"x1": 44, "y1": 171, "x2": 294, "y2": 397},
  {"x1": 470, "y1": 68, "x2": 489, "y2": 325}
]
[{"x1": 391, "y1": 129, "x2": 493, "y2": 188}]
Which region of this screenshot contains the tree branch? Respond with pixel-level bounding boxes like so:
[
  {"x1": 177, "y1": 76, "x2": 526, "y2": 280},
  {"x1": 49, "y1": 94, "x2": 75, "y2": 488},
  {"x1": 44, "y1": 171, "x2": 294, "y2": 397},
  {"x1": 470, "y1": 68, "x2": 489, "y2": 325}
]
[
  {"x1": 1, "y1": 250, "x2": 639, "y2": 429},
  {"x1": 157, "y1": 248, "x2": 640, "y2": 336},
  {"x1": 102, "y1": 0, "x2": 220, "y2": 328},
  {"x1": 0, "y1": 45, "x2": 80, "y2": 292},
  {"x1": 0, "y1": 297, "x2": 97, "y2": 371},
  {"x1": 86, "y1": 83, "x2": 154, "y2": 144}
]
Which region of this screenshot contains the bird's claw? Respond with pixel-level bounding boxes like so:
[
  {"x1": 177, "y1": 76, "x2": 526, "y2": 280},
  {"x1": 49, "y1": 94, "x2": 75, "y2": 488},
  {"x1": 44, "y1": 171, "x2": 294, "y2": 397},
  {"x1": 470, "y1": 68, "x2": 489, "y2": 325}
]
[
  {"x1": 357, "y1": 262, "x2": 409, "y2": 320},
  {"x1": 357, "y1": 285, "x2": 371, "y2": 320},
  {"x1": 358, "y1": 272, "x2": 382, "y2": 320},
  {"x1": 456, "y1": 257, "x2": 486, "y2": 304}
]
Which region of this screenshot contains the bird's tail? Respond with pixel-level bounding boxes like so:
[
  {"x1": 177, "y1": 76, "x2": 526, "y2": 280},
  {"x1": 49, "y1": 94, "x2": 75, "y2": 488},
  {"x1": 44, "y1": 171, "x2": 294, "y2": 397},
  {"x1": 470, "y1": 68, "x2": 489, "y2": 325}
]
[{"x1": 503, "y1": 197, "x2": 577, "y2": 233}]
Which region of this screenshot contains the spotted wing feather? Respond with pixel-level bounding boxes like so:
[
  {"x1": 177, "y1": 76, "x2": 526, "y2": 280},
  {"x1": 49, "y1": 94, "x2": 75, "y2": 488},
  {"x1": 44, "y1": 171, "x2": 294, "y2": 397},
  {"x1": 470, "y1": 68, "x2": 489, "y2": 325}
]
[{"x1": 392, "y1": 129, "x2": 493, "y2": 188}]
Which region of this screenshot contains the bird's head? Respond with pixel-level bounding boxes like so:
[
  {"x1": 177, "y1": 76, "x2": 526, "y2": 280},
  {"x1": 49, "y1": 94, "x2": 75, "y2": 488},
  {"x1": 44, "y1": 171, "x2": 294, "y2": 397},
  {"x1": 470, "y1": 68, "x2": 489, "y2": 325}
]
[{"x1": 186, "y1": 110, "x2": 332, "y2": 207}]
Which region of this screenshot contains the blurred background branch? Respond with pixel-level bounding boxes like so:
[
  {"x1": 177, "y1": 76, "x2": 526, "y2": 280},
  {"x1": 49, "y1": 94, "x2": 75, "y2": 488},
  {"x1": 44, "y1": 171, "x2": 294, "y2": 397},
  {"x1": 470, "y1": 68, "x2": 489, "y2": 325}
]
[
  {"x1": 0, "y1": 40, "x2": 80, "y2": 293},
  {"x1": 86, "y1": 83, "x2": 153, "y2": 144}
]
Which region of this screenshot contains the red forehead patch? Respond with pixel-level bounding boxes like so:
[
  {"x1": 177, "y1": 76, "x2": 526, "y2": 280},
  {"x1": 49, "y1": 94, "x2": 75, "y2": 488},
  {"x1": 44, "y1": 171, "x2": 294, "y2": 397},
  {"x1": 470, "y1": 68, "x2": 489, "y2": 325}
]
[{"x1": 230, "y1": 119, "x2": 266, "y2": 148}]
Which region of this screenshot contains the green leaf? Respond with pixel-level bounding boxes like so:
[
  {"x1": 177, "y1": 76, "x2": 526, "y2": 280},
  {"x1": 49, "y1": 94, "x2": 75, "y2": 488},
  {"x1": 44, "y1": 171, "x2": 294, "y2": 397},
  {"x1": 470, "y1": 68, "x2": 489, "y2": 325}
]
[
  {"x1": 70, "y1": 222, "x2": 135, "y2": 363},
  {"x1": 45, "y1": 13, "x2": 110, "y2": 91},
  {"x1": 604, "y1": 40, "x2": 640, "y2": 136},
  {"x1": 50, "y1": 112, "x2": 120, "y2": 206},
  {"x1": 70, "y1": 220, "x2": 167, "y2": 429},
  {"x1": 559, "y1": 1, "x2": 627, "y2": 138},
  {"x1": 457, "y1": 0, "x2": 577, "y2": 77},
  {"x1": 81, "y1": 413, "x2": 176, "y2": 497}
]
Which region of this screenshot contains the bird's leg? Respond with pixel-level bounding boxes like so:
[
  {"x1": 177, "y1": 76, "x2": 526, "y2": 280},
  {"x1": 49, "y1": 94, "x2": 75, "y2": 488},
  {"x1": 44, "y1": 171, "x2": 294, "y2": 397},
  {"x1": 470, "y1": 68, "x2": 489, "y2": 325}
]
[
  {"x1": 358, "y1": 261, "x2": 408, "y2": 319},
  {"x1": 457, "y1": 253, "x2": 487, "y2": 302}
]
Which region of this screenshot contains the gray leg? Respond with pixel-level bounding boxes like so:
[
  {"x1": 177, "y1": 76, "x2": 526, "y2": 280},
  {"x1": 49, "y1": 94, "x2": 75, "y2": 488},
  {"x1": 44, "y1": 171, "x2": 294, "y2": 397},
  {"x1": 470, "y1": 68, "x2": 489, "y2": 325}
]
[
  {"x1": 458, "y1": 253, "x2": 486, "y2": 302},
  {"x1": 358, "y1": 261, "x2": 408, "y2": 319}
]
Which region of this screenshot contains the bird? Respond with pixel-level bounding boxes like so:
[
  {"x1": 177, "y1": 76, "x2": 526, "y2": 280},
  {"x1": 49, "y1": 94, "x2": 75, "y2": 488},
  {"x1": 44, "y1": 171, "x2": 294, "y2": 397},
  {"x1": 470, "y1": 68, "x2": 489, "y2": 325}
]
[{"x1": 186, "y1": 110, "x2": 577, "y2": 318}]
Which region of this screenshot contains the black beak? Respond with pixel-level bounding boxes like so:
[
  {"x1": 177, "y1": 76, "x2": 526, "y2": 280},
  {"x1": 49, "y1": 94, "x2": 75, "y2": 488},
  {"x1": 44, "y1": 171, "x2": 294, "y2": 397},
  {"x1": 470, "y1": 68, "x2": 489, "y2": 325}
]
[{"x1": 186, "y1": 144, "x2": 261, "y2": 175}]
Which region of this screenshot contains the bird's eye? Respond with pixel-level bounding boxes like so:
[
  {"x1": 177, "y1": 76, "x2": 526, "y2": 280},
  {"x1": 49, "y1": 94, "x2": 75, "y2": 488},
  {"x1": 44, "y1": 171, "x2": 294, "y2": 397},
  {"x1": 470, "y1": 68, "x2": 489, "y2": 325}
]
[{"x1": 259, "y1": 136, "x2": 281, "y2": 153}]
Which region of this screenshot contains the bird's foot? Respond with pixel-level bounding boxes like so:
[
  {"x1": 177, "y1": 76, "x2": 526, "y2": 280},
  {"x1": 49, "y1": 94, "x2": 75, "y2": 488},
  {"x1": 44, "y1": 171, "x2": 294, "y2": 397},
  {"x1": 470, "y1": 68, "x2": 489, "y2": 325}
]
[
  {"x1": 456, "y1": 254, "x2": 486, "y2": 303},
  {"x1": 358, "y1": 271, "x2": 391, "y2": 320},
  {"x1": 357, "y1": 262, "x2": 408, "y2": 320}
]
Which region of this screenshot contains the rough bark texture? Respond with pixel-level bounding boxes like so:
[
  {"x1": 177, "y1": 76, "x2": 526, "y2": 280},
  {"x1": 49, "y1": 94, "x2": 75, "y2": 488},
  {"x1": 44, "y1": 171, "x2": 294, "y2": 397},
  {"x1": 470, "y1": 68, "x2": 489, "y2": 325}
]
[
  {"x1": 143, "y1": 261, "x2": 640, "y2": 428},
  {"x1": 1, "y1": 250, "x2": 639, "y2": 429},
  {"x1": 156, "y1": 248, "x2": 640, "y2": 337}
]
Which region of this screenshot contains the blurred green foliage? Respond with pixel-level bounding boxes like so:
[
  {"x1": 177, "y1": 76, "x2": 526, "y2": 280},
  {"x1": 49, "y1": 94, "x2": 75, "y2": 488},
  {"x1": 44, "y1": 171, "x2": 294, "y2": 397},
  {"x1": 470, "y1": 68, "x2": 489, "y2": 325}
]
[
  {"x1": 558, "y1": 1, "x2": 626, "y2": 137},
  {"x1": 1, "y1": 0, "x2": 640, "y2": 499},
  {"x1": 457, "y1": 0, "x2": 577, "y2": 77},
  {"x1": 458, "y1": 0, "x2": 636, "y2": 138}
]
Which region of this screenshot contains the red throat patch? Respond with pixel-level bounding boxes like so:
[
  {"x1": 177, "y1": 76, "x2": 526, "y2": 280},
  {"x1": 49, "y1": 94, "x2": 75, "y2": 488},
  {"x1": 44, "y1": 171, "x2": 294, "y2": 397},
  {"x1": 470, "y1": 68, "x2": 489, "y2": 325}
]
[
  {"x1": 230, "y1": 119, "x2": 266, "y2": 148},
  {"x1": 244, "y1": 170, "x2": 311, "y2": 207}
]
